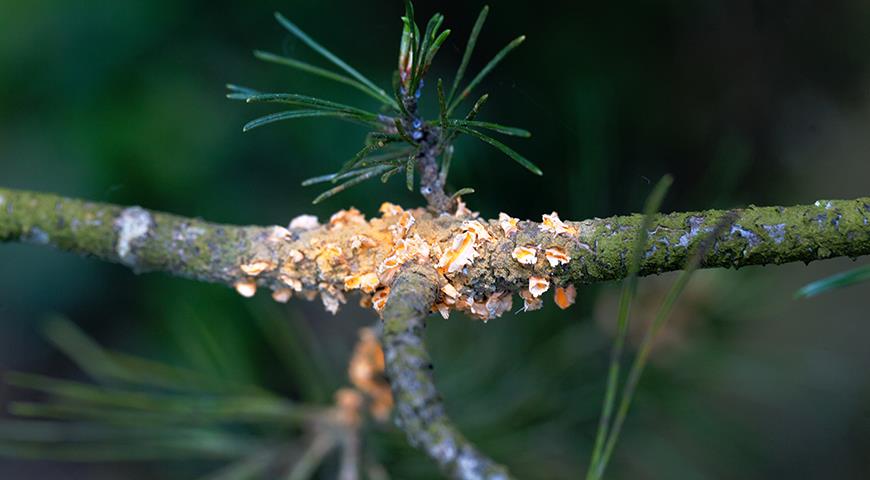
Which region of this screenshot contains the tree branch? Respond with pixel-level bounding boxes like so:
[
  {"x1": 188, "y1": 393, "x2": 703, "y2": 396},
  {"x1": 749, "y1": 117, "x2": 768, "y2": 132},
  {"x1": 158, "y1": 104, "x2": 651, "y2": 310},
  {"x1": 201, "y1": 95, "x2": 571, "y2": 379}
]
[
  {"x1": 381, "y1": 264, "x2": 513, "y2": 479},
  {"x1": 2, "y1": 187, "x2": 867, "y2": 300}
]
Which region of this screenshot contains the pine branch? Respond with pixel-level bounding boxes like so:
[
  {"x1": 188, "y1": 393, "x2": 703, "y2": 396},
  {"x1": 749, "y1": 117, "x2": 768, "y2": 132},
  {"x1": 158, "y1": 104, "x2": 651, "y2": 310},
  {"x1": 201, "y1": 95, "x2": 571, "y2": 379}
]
[{"x1": 1, "y1": 187, "x2": 868, "y2": 295}]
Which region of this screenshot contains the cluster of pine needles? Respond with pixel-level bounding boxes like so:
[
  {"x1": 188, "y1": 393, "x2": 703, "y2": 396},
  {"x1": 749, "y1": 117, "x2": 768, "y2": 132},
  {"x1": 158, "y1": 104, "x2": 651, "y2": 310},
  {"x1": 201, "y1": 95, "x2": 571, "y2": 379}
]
[{"x1": 228, "y1": 2, "x2": 541, "y2": 204}]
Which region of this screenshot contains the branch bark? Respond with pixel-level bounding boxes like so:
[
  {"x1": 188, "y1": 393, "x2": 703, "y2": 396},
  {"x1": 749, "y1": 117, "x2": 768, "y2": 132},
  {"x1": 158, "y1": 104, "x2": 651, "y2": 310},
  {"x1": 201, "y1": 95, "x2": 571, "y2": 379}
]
[
  {"x1": 382, "y1": 264, "x2": 512, "y2": 479},
  {"x1": 3, "y1": 187, "x2": 867, "y2": 298}
]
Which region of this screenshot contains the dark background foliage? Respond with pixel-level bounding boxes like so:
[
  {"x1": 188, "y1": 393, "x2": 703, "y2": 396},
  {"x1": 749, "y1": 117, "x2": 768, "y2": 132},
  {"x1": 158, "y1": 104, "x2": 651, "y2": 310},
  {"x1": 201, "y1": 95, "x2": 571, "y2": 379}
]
[{"x1": 1, "y1": 1, "x2": 869, "y2": 478}]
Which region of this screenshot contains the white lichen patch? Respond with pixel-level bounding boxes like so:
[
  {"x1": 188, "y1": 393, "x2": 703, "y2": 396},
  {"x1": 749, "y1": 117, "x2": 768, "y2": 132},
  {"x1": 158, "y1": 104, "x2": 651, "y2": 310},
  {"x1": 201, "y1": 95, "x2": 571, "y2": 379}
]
[
  {"x1": 528, "y1": 276, "x2": 550, "y2": 297},
  {"x1": 512, "y1": 245, "x2": 538, "y2": 265},
  {"x1": 544, "y1": 246, "x2": 570, "y2": 267},
  {"x1": 234, "y1": 279, "x2": 257, "y2": 298},
  {"x1": 553, "y1": 285, "x2": 576, "y2": 310},
  {"x1": 115, "y1": 206, "x2": 153, "y2": 266},
  {"x1": 289, "y1": 214, "x2": 320, "y2": 230}
]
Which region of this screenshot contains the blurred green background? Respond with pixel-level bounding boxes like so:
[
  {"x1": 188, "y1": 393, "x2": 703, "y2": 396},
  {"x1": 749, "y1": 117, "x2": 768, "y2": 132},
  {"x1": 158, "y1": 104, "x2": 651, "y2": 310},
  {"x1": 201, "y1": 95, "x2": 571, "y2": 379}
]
[{"x1": 2, "y1": 0, "x2": 870, "y2": 478}]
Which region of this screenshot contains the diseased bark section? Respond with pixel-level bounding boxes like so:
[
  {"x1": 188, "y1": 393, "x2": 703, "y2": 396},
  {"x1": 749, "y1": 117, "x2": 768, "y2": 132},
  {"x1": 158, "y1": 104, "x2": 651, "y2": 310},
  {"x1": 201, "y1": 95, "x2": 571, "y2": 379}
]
[
  {"x1": 1, "y1": 187, "x2": 869, "y2": 307},
  {"x1": 381, "y1": 265, "x2": 513, "y2": 480}
]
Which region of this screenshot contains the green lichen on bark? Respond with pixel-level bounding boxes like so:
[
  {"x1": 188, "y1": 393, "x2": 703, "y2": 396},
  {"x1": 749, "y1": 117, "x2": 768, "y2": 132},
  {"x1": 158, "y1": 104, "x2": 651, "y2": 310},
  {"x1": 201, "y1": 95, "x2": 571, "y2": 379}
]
[
  {"x1": 0, "y1": 187, "x2": 273, "y2": 285},
  {"x1": 381, "y1": 264, "x2": 513, "y2": 480}
]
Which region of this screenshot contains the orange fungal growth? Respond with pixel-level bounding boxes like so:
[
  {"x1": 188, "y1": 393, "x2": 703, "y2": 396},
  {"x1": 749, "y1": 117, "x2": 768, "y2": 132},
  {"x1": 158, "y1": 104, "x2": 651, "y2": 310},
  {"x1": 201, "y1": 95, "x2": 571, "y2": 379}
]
[
  {"x1": 350, "y1": 234, "x2": 377, "y2": 251},
  {"x1": 334, "y1": 388, "x2": 364, "y2": 427},
  {"x1": 462, "y1": 220, "x2": 492, "y2": 242},
  {"x1": 498, "y1": 212, "x2": 519, "y2": 236},
  {"x1": 239, "y1": 259, "x2": 275, "y2": 276},
  {"x1": 329, "y1": 207, "x2": 366, "y2": 229},
  {"x1": 454, "y1": 198, "x2": 473, "y2": 217},
  {"x1": 519, "y1": 288, "x2": 543, "y2": 312},
  {"x1": 441, "y1": 283, "x2": 460, "y2": 300},
  {"x1": 287, "y1": 249, "x2": 305, "y2": 263},
  {"x1": 348, "y1": 328, "x2": 393, "y2": 421},
  {"x1": 484, "y1": 291, "x2": 513, "y2": 320},
  {"x1": 553, "y1": 284, "x2": 577, "y2": 310},
  {"x1": 271, "y1": 288, "x2": 292, "y2": 303},
  {"x1": 528, "y1": 275, "x2": 551, "y2": 297},
  {"x1": 540, "y1": 211, "x2": 576, "y2": 235},
  {"x1": 437, "y1": 231, "x2": 478, "y2": 274},
  {"x1": 234, "y1": 279, "x2": 257, "y2": 298},
  {"x1": 379, "y1": 202, "x2": 404, "y2": 217},
  {"x1": 345, "y1": 272, "x2": 380, "y2": 294},
  {"x1": 288, "y1": 214, "x2": 320, "y2": 230},
  {"x1": 390, "y1": 210, "x2": 416, "y2": 238},
  {"x1": 279, "y1": 274, "x2": 303, "y2": 292},
  {"x1": 544, "y1": 246, "x2": 571, "y2": 267},
  {"x1": 372, "y1": 288, "x2": 390, "y2": 313},
  {"x1": 512, "y1": 245, "x2": 538, "y2": 265},
  {"x1": 269, "y1": 225, "x2": 293, "y2": 242},
  {"x1": 320, "y1": 288, "x2": 345, "y2": 315},
  {"x1": 315, "y1": 243, "x2": 344, "y2": 273}
]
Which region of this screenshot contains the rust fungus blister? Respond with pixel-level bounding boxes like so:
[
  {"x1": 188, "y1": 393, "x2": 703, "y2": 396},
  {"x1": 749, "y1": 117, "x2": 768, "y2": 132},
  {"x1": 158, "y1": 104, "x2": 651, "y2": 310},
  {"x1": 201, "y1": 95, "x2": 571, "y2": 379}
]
[
  {"x1": 278, "y1": 274, "x2": 303, "y2": 292},
  {"x1": 371, "y1": 288, "x2": 390, "y2": 314},
  {"x1": 544, "y1": 246, "x2": 570, "y2": 267},
  {"x1": 437, "y1": 231, "x2": 478, "y2": 274},
  {"x1": 462, "y1": 220, "x2": 492, "y2": 242},
  {"x1": 519, "y1": 288, "x2": 543, "y2": 312},
  {"x1": 344, "y1": 272, "x2": 380, "y2": 294},
  {"x1": 512, "y1": 245, "x2": 538, "y2": 265},
  {"x1": 389, "y1": 210, "x2": 416, "y2": 239},
  {"x1": 234, "y1": 279, "x2": 257, "y2": 298},
  {"x1": 454, "y1": 198, "x2": 474, "y2": 218},
  {"x1": 528, "y1": 275, "x2": 550, "y2": 297},
  {"x1": 553, "y1": 284, "x2": 577, "y2": 310},
  {"x1": 350, "y1": 234, "x2": 377, "y2": 251},
  {"x1": 271, "y1": 288, "x2": 293, "y2": 304},
  {"x1": 240, "y1": 259, "x2": 275, "y2": 276},
  {"x1": 329, "y1": 207, "x2": 366, "y2": 229},
  {"x1": 499, "y1": 212, "x2": 519, "y2": 236},
  {"x1": 540, "y1": 211, "x2": 576, "y2": 236},
  {"x1": 288, "y1": 214, "x2": 320, "y2": 231},
  {"x1": 379, "y1": 202, "x2": 404, "y2": 217}
]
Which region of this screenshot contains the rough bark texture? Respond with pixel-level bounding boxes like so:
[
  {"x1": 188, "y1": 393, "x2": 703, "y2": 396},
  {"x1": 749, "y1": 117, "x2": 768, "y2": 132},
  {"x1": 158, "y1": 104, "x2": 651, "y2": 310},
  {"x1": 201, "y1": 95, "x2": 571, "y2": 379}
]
[
  {"x1": 3, "y1": 187, "x2": 867, "y2": 298},
  {"x1": 382, "y1": 265, "x2": 512, "y2": 480}
]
